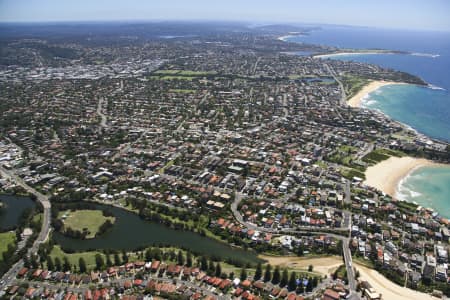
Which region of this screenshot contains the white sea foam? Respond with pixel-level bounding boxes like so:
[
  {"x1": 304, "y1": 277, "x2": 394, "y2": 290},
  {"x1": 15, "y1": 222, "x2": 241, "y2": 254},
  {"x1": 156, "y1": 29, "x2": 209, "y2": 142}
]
[
  {"x1": 373, "y1": 89, "x2": 383, "y2": 95},
  {"x1": 364, "y1": 99, "x2": 377, "y2": 106},
  {"x1": 277, "y1": 34, "x2": 304, "y2": 41},
  {"x1": 427, "y1": 84, "x2": 446, "y2": 91},
  {"x1": 410, "y1": 52, "x2": 440, "y2": 58},
  {"x1": 360, "y1": 94, "x2": 375, "y2": 106},
  {"x1": 410, "y1": 190, "x2": 422, "y2": 198}
]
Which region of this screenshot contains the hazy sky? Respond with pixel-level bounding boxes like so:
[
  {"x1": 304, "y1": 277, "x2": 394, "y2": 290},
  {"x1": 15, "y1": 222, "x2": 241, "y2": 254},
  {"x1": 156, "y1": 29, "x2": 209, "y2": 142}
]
[{"x1": 1, "y1": 0, "x2": 449, "y2": 31}]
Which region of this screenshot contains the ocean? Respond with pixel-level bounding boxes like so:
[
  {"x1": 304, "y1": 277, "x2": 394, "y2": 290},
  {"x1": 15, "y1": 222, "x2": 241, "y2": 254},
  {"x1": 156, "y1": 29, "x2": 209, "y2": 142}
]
[
  {"x1": 397, "y1": 166, "x2": 450, "y2": 218},
  {"x1": 287, "y1": 26, "x2": 450, "y2": 217}
]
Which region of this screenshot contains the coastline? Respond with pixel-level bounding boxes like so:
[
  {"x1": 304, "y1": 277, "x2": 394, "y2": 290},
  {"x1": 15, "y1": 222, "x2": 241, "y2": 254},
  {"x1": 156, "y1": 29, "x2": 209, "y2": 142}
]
[
  {"x1": 277, "y1": 33, "x2": 304, "y2": 41},
  {"x1": 347, "y1": 80, "x2": 407, "y2": 108},
  {"x1": 313, "y1": 51, "x2": 395, "y2": 59},
  {"x1": 355, "y1": 263, "x2": 438, "y2": 300},
  {"x1": 363, "y1": 156, "x2": 440, "y2": 199}
]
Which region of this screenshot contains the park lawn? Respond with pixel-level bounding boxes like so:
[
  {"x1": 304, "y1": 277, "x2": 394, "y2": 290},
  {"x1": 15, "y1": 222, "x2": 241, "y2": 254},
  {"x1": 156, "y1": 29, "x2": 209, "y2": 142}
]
[
  {"x1": 169, "y1": 89, "x2": 196, "y2": 93},
  {"x1": 340, "y1": 167, "x2": 366, "y2": 180},
  {"x1": 160, "y1": 76, "x2": 194, "y2": 81},
  {"x1": 0, "y1": 231, "x2": 16, "y2": 261},
  {"x1": 342, "y1": 75, "x2": 370, "y2": 99},
  {"x1": 288, "y1": 74, "x2": 315, "y2": 79},
  {"x1": 32, "y1": 213, "x2": 43, "y2": 227},
  {"x1": 158, "y1": 159, "x2": 175, "y2": 174},
  {"x1": 362, "y1": 148, "x2": 405, "y2": 165},
  {"x1": 154, "y1": 70, "x2": 181, "y2": 75},
  {"x1": 59, "y1": 209, "x2": 115, "y2": 239},
  {"x1": 49, "y1": 245, "x2": 106, "y2": 271},
  {"x1": 177, "y1": 70, "x2": 216, "y2": 76}
]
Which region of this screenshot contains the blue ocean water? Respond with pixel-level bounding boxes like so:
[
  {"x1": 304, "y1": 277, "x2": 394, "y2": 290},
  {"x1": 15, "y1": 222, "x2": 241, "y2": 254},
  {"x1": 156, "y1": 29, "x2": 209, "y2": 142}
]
[
  {"x1": 397, "y1": 166, "x2": 450, "y2": 219},
  {"x1": 288, "y1": 26, "x2": 450, "y2": 216},
  {"x1": 363, "y1": 84, "x2": 450, "y2": 142},
  {"x1": 288, "y1": 26, "x2": 450, "y2": 142}
]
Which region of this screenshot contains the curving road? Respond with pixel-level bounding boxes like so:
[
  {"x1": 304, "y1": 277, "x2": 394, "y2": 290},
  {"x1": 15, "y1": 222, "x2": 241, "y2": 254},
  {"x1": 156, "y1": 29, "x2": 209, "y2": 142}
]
[
  {"x1": 231, "y1": 192, "x2": 360, "y2": 299},
  {"x1": 0, "y1": 166, "x2": 52, "y2": 290}
]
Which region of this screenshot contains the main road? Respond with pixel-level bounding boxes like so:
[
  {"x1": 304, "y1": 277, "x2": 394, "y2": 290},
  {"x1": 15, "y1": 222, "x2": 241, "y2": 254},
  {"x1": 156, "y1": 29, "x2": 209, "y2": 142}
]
[
  {"x1": 0, "y1": 166, "x2": 52, "y2": 290},
  {"x1": 231, "y1": 192, "x2": 360, "y2": 299},
  {"x1": 324, "y1": 63, "x2": 347, "y2": 107}
]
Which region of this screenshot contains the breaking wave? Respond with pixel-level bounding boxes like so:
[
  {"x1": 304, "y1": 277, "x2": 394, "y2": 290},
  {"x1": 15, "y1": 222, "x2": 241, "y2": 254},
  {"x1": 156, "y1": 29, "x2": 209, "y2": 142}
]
[{"x1": 410, "y1": 52, "x2": 440, "y2": 58}]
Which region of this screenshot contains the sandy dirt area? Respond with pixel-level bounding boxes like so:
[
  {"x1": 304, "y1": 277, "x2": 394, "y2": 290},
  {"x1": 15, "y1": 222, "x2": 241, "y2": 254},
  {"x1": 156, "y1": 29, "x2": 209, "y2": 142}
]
[
  {"x1": 355, "y1": 264, "x2": 438, "y2": 300},
  {"x1": 259, "y1": 255, "x2": 343, "y2": 275}
]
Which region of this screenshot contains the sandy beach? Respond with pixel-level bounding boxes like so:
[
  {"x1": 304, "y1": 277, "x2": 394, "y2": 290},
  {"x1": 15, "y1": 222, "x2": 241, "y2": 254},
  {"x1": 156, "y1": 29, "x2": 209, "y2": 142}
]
[
  {"x1": 363, "y1": 156, "x2": 437, "y2": 198},
  {"x1": 347, "y1": 80, "x2": 406, "y2": 108},
  {"x1": 355, "y1": 263, "x2": 438, "y2": 300}
]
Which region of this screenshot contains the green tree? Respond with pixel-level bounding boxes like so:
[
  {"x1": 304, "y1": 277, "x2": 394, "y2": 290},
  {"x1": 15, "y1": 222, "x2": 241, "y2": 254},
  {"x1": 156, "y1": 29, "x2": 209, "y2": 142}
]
[
  {"x1": 30, "y1": 254, "x2": 39, "y2": 269},
  {"x1": 207, "y1": 258, "x2": 215, "y2": 276},
  {"x1": 263, "y1": 264, "x2": 272, "y2": 282},
  {"x1": 186, "y1": 252, "x2": 193, "y2": 267},
  {"x1": 79, "y1": 257, "x2": 87, "y2": 273},
  {"x1": 121, "y1": 250, "x2": 128, "y2": 263},
  {"x1": 63, "y1": 256, "x2": 71, "y2": 272},
  {"x1": 288, "y1": 271, "x2": 297, "y2": 291},
  {"x1": 312, "y1": 276, "x2": 318, "y2": 288},
  {"x1": 254, "y1": 262, "x2": 262, "y2": 281},
  {"x1": 280, "y1": 269, "x2": 288, "y2": 287},
  {"x1": 23, "y1": 256, "x2": 30, "y2": 269},
  {"x1": 272, "y1": 266, "x2": 281, "y2": 285},
  {"x1": 145, "y1": 249, "x2": 152, "y2": 262},
  {"x1": 215, "y1": 263, "x2": 222, "y2": 277},
  {"x1": 306, "y1": 276, "x2": 313, "y2": 292},
  {"x1": 200, "y1": 256, "x2": 208, "y2": 271},
  {"x1": 106, "y1": 254, "x2": 112, "y2": 267},
  {"x1": 54, "y1": 257, "x2": 62, "y2": 271},
  {"x1": 47, "y1": 256, "x2": 54, "y2": 271},
  {"x1": 177, "y1": 250, "x2": 184, "y2": 266},
  {"x1": 240, "y1": 268, "x2": 247, "y2": 281},
  {"x1": 95, "y1": 254, "x2": 104, "y2": 270},
  {"x1": 114, "y1": 253, "x2": 121, "y2": 266}
]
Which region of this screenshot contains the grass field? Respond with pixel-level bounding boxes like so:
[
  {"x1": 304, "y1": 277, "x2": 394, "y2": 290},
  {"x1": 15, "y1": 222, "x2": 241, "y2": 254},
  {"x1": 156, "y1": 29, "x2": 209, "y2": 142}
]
[
  {"x1": 0, "y1": 231, "x2": 16, "y2": 261},
  {"x1": 341, "y1": 167, "x2": 366, "y2": 180},
  {"x1": 49, "y1": 245, "x2": 106, "y2": 271},
  {"x1": 169, "y1": 89, "x2": 196, "y2": 93},
  {"x1": 59, "y1": 210, "x2": 115, "y2": 239},
  {"x1": 362, "y1": 148, "x2": 405, "y2": 165},
  {"x1": 342, "y1": 75, "x2": 370, "y2": 99},
  {"x1": 154, "y1": 70, "x2": 216, "y2": 76}
]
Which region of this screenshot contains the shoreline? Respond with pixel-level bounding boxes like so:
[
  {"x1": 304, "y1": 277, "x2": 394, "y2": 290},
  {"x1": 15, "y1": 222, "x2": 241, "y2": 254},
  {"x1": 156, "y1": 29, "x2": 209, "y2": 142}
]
[
  {"x1": 363, "y1": 156, "x2": 442, "y2": 199},
  {"x1": 355, "y1": 263, "x2": 438, "y2": 300},
  {"x1": 313, "y1": 51, "x2": 396, "y2": 59},
  {"x1": 277, "y1": 33, "x2": 304, "y2": 41},
  {"x1": 347, "y1": 80, "x2": 407, "y2": 108}
]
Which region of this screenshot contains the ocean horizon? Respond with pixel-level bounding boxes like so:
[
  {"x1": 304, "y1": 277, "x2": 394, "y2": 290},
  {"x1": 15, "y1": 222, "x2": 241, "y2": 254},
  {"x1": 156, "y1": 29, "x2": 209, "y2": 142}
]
[{"x1": 287, "y1": 26, "x2": 450, "y2": 217}]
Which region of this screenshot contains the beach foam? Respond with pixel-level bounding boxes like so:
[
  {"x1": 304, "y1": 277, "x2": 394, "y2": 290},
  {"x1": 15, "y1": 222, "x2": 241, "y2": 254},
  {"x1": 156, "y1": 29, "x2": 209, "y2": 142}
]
[
  {"x1": 427, "y1": 84, "x2": 446, "y2": 91},
  {"x1": 347, "y1": 80, "x2": 406, "y2": 108},
  {"x1": 410, "y1": 52, "x2": 440, "y2": 58},
  {"x1": 364, "y1": 156, "x2": 437, "y2": 198}
]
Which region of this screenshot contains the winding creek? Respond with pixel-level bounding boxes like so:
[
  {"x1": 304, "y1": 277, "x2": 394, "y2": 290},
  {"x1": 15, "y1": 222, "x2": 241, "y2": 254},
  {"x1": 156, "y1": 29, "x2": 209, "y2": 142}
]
[{"x1": 52, "y1": 202, "x2": 261, "y2": 264}]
